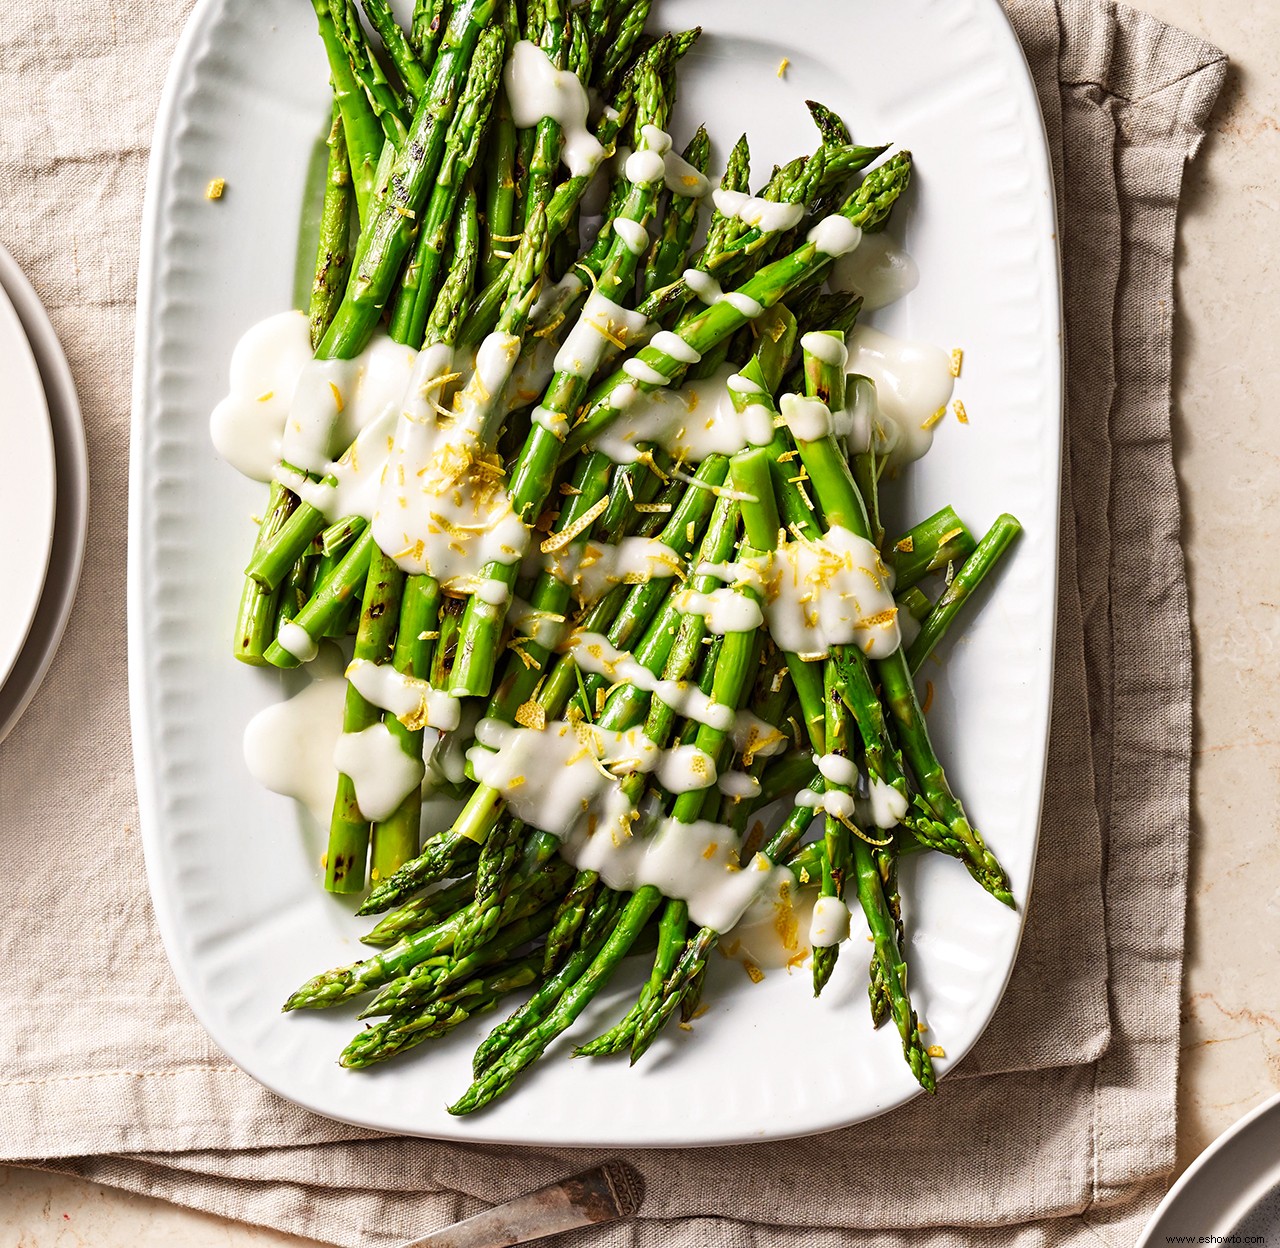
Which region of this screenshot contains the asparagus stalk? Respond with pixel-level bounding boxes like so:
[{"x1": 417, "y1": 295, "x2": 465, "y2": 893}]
[
  {"x1": 309, "y1": 106, "x2": 355, "y2": 349},
  {"x1": 359, "y1": 0, "x2": 429, "y2": 105},
  {"x1": 906, "y1": 514, "x2": 1022, "y2": 672},
  {"x1": 309, "y1": 0, "x2": 387, "y2": 223},
  {"x1": 885, "y1": 505, "x2": 977, "y2": 590},
  {"x1": 324, "y1": 549, "x2": 406, "y2": 893},
  {"x1": 389, "y1": 23, "x2": 506, "y2": 348},
  {"x1": 341, "y1": 957, "x2": 542, "y2": 1068}
]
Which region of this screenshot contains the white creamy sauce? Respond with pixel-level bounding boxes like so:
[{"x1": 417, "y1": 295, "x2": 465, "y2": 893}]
[
  {"x1": 683, "y1": 268, "x2": 723, "y2": 305},
  {"x1": 611, "y1": 217, "x2": 649, "y2": 255},
  {"x1": 468, "y1": 716, "x2": 657, "y2": 840},
  {"x1": 727, "y1": 874, "x2": 814, "y2": 969},
  {"x1": 845, "y1": 326, "x2": 955, "y2": 467},
  {"x1": 799, "y1": 331, "x2": 849, "y2": 368},
  {"x1": 276, "y1": 620, "x2": 319, "y2": 664},
  {"x1": 281, "y1": 335, "x2": 419, "y2": 483},
  {"x1": 504, "y1": 40, "x2": 603, "y2": 177},
  {"x1": 662, "y1": 151, "x2": 710, "y2": 199},
  {"x1": 808, "y1": 895, "x2": 853, "y2": 948},
  {"x1": 697, "y1": 560, "x2": 767, "y2": 594},
  {"x1": 779, "y1": 393, "x2": 834, "y2": 443},
  {"x1": 545, "y1": 537, "x2": 682, "y2": 606},
  {"x1": 552, "y1": 290, "x2": 649, "y2": 382},
  {"x1": 678, "y1": 268, "x2": 765, "y2": 321},
  {"x1": 650, "y1": 330, "x2": 700, "y2": 364},
  {"x1": 242, "y1": 646, "x2": 346, "y2": 823},
  {"x1": 566, "y1": 632, "x2": 735, "y2": 733},
  {"x1": 841, "y1": 375, "x2": 878, "y2": 454},
  {"x1": 867, "y1": 776, "x2": 909, "y2": 829},
  {"x1": 807, "y1": 215, "x2": 863, "y2": 257},
  {"x1": 816, "y1": 752, "x2": 858, "y2": 787},
  {"x1": 345, "y1": 658, "x2": 461, "y2": 732},
  {"x1": 530, "y1": 272, "x2": 584, "y2": 329},
  {"x1": 730, "y1": 710, "x2": 789, "y2": 762},
  {"x1": 717, "y1": 770, "x2": 761, "y2": 799},
  {"x1": 502, "y1": 335, "x2": 560, "y2": 418},
  {"x1": 656, "y1": 744, "x2": 718, "y2": 794},
  {"x1": 621, "y1": 356, "x2": 671, "y2": 387},
  {"x1": 753, "y1": 525, "x2": 901, "y2": 660},
  {"x1": 829, "y1": 231, "x2": 919, "y2": 311},
  {"x1": 592, "y1": 364, "x2": 772, "y2": 464},
  {"x1": 333, "y1": 722, "x2": 426, "y2": 822},
  {"x1": 711, "y1": 189, "x2": 804, "y2": 234},
  {"x1": 506, "y1": 597, "x2": 567, "y2": 650},
  {"x1": 209, "y1": 310, "x2": 313, "y2": 481},
  {"x1": 673, "y1": 587, "x2": 764, "y2": 635},
  {"x1": 796, "y1": 786, "x2": 856, "y2": 821},
  {"x1": 430, "y1": 697, "x2": 483, "y2": 787},
  {"x1": 372, "y1": 338, "x2": 531, "y2": 587},
  {"x1": 470, "y1": 709, "x2": 790, "y2": 930},
  {"x1": 625, "y1": 147, "x2": 666, "y2": 186}
]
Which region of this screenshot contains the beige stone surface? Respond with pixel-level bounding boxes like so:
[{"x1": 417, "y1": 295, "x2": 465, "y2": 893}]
[{"x1": 2, "y1": 0, "x2": 1276, "y2": 1243}]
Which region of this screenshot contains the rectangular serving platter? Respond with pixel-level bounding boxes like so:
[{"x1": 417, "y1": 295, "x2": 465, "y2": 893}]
[{"x1": 129, "y1": 0, "x2": 1061, "y2": 1146}]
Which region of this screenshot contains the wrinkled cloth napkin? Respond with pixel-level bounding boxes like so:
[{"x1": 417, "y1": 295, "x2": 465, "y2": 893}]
[{"x1": 0, "y1": 0, "x2": 1224, "y2": 1243}]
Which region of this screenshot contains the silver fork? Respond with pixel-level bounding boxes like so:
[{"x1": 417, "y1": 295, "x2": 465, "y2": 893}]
[{"x1": 397, "y1": 1161, "x2": 645, "y2": 1248}]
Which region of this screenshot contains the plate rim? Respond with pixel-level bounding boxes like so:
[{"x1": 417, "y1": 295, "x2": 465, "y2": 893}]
[
  {"x1": 0, "y1": 243, "x2": 87, "y2": 744},
  {"x1": 0, "y1": 272, "x2": 56, "y2": 691},
  {"x1": 1137, "y1": 1091, "x2": 1280, "y2": 1244},
  {"x1": 129, "y1": 0, "x2": 1064, "y2": 1146}
]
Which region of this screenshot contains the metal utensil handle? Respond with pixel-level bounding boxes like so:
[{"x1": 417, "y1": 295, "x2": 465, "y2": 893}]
[{"x1": 398, "y1": 1161, "x2": 645, "y2": 1248}]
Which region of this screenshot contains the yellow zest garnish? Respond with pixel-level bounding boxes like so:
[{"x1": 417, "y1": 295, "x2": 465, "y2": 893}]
[
  {"x1": 954, "y1": 399, "x2": 969, "y2": 424},
  {"x1": 895, "y1": 535, "x2": 914, "y2": 554},
  {"x1": 329, "y1": 382, "x2": 345, "y2": 413},
  {"x1": 540, "y1": 495, "x2": 609, "y2": 553},
  {"x1": 509, "y1": 641, "x2": 540, "y2": 671},
  {"x1": 922, "y1": 680, "x2": 935, "y2": 714},
  {"x1": 743, "y1": 960, "x2": 765, "y2": 984},
  {"x1": 515, "y1": 699, "x2": 546, "y2": 730},
  {"x1": 921, "y1": 405, "x2": 948, "y2": 430},
  {"x1": 559, "y1": 482, "x2": 582, "y2": 496},
  {"x1": 490, "y1": 231, "x2": 523, "y2": 243},
  {"x1": 589, "y1": 316, "x2": 629, "y2": 350},
  {"x1": 776, "y1": 57, "x2": 790, "y2": 78},
  {"x1": 927, "y1": 1045, "x2": 946, "y2": 1059},
  {"x1": 938, "y1": 527, "x2": 964, "y2": 546},
  {"x1": 205, "y1": 178, "x2": 226, "y2": 200},
  {"x1": 949, "y1": 348, "x2": 963, "y2": 377},
  {"x1": 634, "y1": 502, "x2": 671, "y2": 514}
]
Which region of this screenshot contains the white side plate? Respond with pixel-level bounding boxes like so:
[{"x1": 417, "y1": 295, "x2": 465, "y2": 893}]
[
  {"x1": 1137, "y1": 1093, "x2": 1280, "y2": 1244},
  {"x1": 0, "y1": 244, "x2": 89, "y2": 743},
  {"x1": 0, "y1": 272, "x2": 55, "y2": 692},
  {"x1": 130, "y1": 0, "x2": 1061, "y2": 1146}
]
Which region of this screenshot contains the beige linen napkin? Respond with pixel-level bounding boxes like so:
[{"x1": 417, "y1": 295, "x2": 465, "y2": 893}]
[{"x1": 0, "y1": 0, "x2": 1223, "y2": 1243}]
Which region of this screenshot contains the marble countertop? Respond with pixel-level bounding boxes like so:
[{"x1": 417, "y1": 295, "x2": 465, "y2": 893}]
[{"x1": 3, "y1": 0, "x2": 1276, "y2": 1243}]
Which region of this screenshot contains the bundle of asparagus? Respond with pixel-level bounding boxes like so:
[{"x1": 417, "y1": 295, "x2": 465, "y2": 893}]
[{"x1": 225, "y1": 0, "x2": 1023, "y2": 1112}]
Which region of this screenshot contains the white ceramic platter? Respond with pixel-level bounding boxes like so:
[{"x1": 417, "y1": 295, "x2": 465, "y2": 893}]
[
  {"x1": 0, "y1": 270, "x2": 55, "y2": 692},
  {"x1": 0, "y1": 244, "x2": 89, "y2": 743},
  {"x1": 130, "y1": 0, "x2": 1061, "y2": 1145}
]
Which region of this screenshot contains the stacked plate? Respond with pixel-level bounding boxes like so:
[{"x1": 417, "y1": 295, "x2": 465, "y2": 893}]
[{"x1": 0, "y1": 244, "x2": 88, "y2": 743}]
